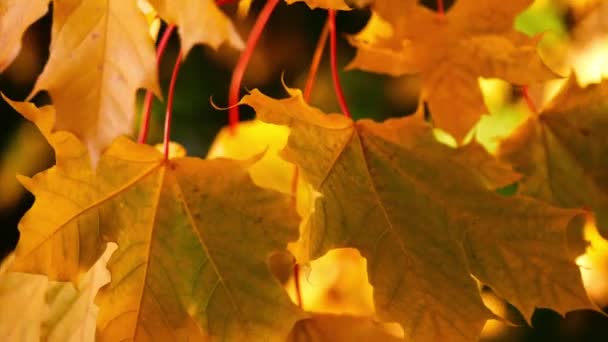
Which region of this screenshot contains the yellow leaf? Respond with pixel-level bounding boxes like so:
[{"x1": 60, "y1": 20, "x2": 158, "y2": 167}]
[
  {"x1": 4, "y1": 97, "x2": 102, "y2": 282},
  {"x1": 348, "y1": 0, "x2": 557, "y2": 141},
  {"x1": 208, "y1": 120, "x2": 291, "y2": 195},
  {"x1": 207, "y1": 120, "x2": 317, "y2": 261},
  {"x1": 0, "y1": 0, "x2": 48, "y2": 72},
  {"x1": 29, "y1": 0, "x2": 160, "y2": 164},
  {"x1": 295, "y1": 248, "x2": 375, "y2": 316},
  {"x1": 287, "y1": 314, "x2": 403, "y2": 341},
  {"x1": 242, "y1": 88, "x2": 595, "y2": 341},
  {"x1": 499, "y1": 76, "x2": 608, "y2": 238},
  {"x1": 7, "y1": 99, "x2": 305, "y2": 341},
  {"x1": 284, "y1": 0, "x2": 350, "y2": 10},
  {"x1": 137, "y1": 0, "x2": 161, "y2": 40},
  {"x1": 0, "y1": 243, "x2": 115, "y2": 342},
  {"x1": 148, "y1": 0, "x2": 244, "y2": 55}
]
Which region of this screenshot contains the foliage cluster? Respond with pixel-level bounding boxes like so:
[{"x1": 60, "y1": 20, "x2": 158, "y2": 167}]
[{"x1": 1, "y1": 0, "x2": 608, "y2": 341}]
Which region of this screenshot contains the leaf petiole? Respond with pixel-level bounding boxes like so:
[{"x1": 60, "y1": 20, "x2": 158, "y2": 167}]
[
  {"x1": 328, "y1": 10, "x2": 351, "y2": 118},
  {"x1": 138, "y1": 24, "x2": 176, "y2": 144},
  {"x1": 437, "y1": 0, "x2": 445, "y2": 17},
  {"x1": 228, "y1": 0, "x2": 281, "y2": 135},
  {"x1": 163, "y1": 52, "x2": 183, "y2": 160}
]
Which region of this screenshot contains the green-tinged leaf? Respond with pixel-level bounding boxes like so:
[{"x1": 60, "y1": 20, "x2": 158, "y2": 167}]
[
  {"x1": 6, "y1": 99, "x2": 305, "y2": 341},
  {"x1": 242, "y1": 88, "x2": 594, "y2": 341},
  {"x1": 499, "y1": 77, "x2": 608, "y2": 238}
]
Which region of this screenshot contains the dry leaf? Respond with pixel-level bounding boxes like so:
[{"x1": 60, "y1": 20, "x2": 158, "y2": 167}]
[
  {"x1": 0, "y1": 0, "x2": 48, "y2": 72},
  {"x1": 285, "y1": 0, "x2": 350, "y2": 10},
  {"x1": 242, "y1": 87, "x2": 594, "y2": 341},
  {"x1": 348, "y1": 0, "x2": 556, "y2": 141},
  {"x1": 499, "y1": 77, "x2": 608, "y2": 238},
  {"x1": 288, "y1": 314, "x2": 402, "y2": 342},
  {"x1": 0, "y1": 244, "x2": 115, "y2": 342},
  {"x1": 29, "y1": 0, "x2": 160, "y2": 164},
  {"x1": 6, "y1": 98, "x2": 305, "y2": 341},
  {"x1": 148, "y1": 0, "x2": 244, "y2": 55}
]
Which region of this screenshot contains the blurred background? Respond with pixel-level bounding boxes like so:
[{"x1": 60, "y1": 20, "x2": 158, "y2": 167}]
[{"x1": 1, "y1": 0, "x2": 608, "y2": 340}]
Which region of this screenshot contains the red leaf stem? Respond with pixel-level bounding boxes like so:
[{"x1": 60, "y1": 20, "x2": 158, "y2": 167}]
[
  {"x1": 228, "y1": 0, "x2": 280, "y2": 135},
  {"x1": 138, "y1": 24, "x2": 176, "y2": 144},
  {"x1": 437, "y1": 0, "x2": 445, "y2": 16},
  {"x1": 328, "y1": 10, "x2": 351, "y2": 118},
  {"x1": 522, "y1": 85, "x2": 538, "y2": 114},
  {"x1": 303, "y1": 19, "x2": 330, "y2": 102},
  {"x1": 216, "y1": 0, "x2": 238, "y2": 5},
  {"x1": 163, "y1": 52, "x2": 183, "y2": 160}
]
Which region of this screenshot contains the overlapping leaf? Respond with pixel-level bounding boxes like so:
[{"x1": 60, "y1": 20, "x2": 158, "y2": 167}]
[
  {"x1": 29, "y1": 0, "x2": 159, "y2": 164},
  {"x1": 348, "y1": 0, "x2": 556, "y2": 141},
  {"x1": 242, "y1": 88, "x2": 594, "y2": 341},
  {"x1": 499, "y1": 77, "x2": 608, "y2": 238},
  {"x1": 148, "y1": 0, "x2": 244, "y2": 55},
  {"x1": 287, "y1": 314, "x2": 402, "y2": 341},
  {"x1": 285, "y1": 0, "x2": 350, "y2": 10},
  {"x1": 0, "y1": 244, "x2": 114, "y2": 342},
  {"x1": 6, "y1": 99, "x2": 304, "y2": 341},
  {"x1": 0, "y1": 0, "x2": 48, "y2": 72}
]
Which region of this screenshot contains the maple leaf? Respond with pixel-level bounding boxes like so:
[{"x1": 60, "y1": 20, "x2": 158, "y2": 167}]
[
  {"x1": 5, "y1": 99, "x2": 304, "y2": 341},
  {"x1": 0, "y1": 244, "x2": 114, "y2": 342},
  {"x1": 499, "y1": 77, "x2": 608, "y2": 239},
  {"x1": 207, "y1": 120, "x2": 292, "y2": 195},
  {"x1": 147, "y1": 0, "x2": 244, "y2": 54},
  {"x1": 284, "y1": 0, "x2": 350, "y2": 10},
  {"x1": 0, "y1": 0, "x2": 48, "y2": 72},
  {"x1": 287, "y1": 314, "x2": 403, "y2": 341},
  {"x1": 29, "y1": 0, "x2": 160, "y2": 164},
  {"x1": 242, "y1": 88, "x2": 594, "y2": 341},
  {"x1": 348, "y1": 0, "x2": 557, "y2": 141},
  {"x1": 3, "y1": 97, "x2": 104, "y2": 282}
]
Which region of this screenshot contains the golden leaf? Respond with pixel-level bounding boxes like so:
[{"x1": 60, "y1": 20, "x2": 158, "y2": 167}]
[
  {"x1": 499, "y1": 76, "x2": 608, "y2": 238},
  {"x1": 242, "y1": 88, "x2": 595, "y2": 341},
  {"x1": 29, "y1": 0, "x2": 160, "y2": 164},
  {"x1": 284, "y1": 0, "x2": 350, "y2": 10},
  {"x1": 348, "y1": 0, "x2": 557, "y2": 141},
  {"x1": 6, "y1": 99, "x2": 305, "y2": 341},
  {"x1": 0, "y1": 0, "x2": 48, "y2": 72},
  {"x1": 148, "y1": 0, "x2": 244, "y2": 55}
]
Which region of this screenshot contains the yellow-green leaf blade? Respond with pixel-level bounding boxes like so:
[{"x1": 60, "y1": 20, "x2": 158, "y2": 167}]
[
  {"x1": 96, "y1": 140, "x2": 304, "y2": 341},
  {"x1": 499, "y1": 77, "x2": 608, "y2": 238},
  {"x1": 3, "y1": 97, "x2": 107, "y2": 283}
]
